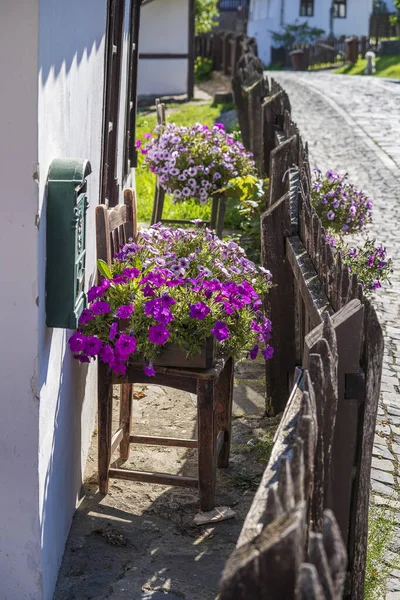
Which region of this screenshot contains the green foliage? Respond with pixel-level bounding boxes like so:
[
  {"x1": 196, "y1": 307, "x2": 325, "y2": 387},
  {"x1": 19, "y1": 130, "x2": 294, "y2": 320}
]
[
  {"x1": 194, "y1": 56, "x2": 214, "y2": 82},
  {"x1": 271, "y1": 20, "x2": 325, "y2": 48},
  {"x1": 195, "y1": 0, "x2": 219, "y2": 34},
  {"x1": 365, "y1": 499, "x2": 400, "y2": 600},
  {"x1": 373, "y1": 0, "x2": 389, "y2": 13},
  {"x1": 334, "y1": 55, "x2": 400, "y2": 78}
]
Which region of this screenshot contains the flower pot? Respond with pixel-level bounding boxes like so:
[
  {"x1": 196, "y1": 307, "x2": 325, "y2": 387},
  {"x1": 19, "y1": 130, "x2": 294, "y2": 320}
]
[
  {"x1": 130, "y1": 336, "x2": 218, "y2": 370},
  {"x1": 290, "y1": 49, "x2": 306, "y2": 71}
]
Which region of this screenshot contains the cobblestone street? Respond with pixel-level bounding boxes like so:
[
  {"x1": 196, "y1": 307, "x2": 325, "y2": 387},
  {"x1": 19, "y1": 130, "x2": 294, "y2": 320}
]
[{"x1": 272, "y1": 72, "x2": 400, "y2": 598}]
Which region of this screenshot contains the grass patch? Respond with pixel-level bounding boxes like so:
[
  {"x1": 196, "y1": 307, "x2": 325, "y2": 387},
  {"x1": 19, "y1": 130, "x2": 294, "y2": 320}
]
[
  {"x1": 308, "y1": 61, "x2": 344, "y2": 71},
  {"x1": 136, "y1": 102, "x2": 238, "y2": 225},
  {"x1": 334, "y1": 55, "x2": 400, "y2": 78},
  {"x1": 365, "y1": 497, "x2": 400, "y2": 600}
]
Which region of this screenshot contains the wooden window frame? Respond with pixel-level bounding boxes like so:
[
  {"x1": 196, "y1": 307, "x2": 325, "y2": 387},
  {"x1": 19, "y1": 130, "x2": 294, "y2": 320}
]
[
  {"x1": 333, "y1": 0, "x2": 347, "y2": 18},
  {"x1": 100, "y1": 0, "x2": 126, "y2": 207},
  {"x1": 123, "y1": 0, "x2": 141, "y2": 179},
  {"x1": 299, "y1": 0, "x2": 314, "y2": 17}
]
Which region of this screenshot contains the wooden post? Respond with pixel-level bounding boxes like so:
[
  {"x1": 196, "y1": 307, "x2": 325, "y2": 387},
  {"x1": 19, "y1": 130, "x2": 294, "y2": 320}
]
[
  {"x1": 215, "y1": 357, "x2": 234, "y2": 468},
  {"x1": 98, "y1": 361, "x2": 113, "y2": 494},
  {"x1": 349, "y1": 300, "x2": 384, "y2": 600},
  {"x1": 119, "y1": 383, "x2": 133, "y2": 461},
  {"x1": 248, "y1": 79, "x2": 264, "y2": 175},
  {"x1": 197, "y1": 379, "x2": 216, "y2": 511},
  {"x1": 261, "y1": 193, "x2": 296, "y2": 414}
]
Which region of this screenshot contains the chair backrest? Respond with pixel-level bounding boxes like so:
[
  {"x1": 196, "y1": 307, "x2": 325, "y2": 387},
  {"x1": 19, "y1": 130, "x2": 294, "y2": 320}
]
[{"x1": 96, "y1": 188, "x2": 137, "y2": 266}]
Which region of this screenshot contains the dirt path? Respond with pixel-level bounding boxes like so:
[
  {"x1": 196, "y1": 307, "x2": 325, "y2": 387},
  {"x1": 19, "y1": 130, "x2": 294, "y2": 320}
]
[{"x1": 54, "y1": 357, "x2": 279, "y2": 600}]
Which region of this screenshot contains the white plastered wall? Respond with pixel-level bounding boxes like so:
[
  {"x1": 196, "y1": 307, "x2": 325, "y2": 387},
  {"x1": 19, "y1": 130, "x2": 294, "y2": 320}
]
[
  {"x1": 0, "y1": 1, "x2": 42, "y2": 598},
  {"x1": 138, "y1": 0, "x2": 189, "y2": 95},
  {"x1": 248, "y1": 0, "x2": 373, "y2": 66},
  {"x1": 37, "y1": 1, "x2": 108, "y2": 598}
]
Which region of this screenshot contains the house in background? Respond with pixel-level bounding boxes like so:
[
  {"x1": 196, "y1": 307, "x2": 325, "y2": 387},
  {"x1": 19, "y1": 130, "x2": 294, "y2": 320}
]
[
  {"x1": 247, "y1": 0, "x2": 374, "y2": 66},
  {"x1": 138, "y1": 0, "x2": 195, "y2": 97},
  {"x1": 0, "y1": 1, "x2": 141, "y2": 598},
  {"x1": 215, "y1": 0, "x2": 250, "y2": 31}
]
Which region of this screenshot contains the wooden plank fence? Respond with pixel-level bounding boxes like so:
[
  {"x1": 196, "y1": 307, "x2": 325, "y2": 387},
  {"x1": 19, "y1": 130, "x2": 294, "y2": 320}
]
[
  {"x1": 220, "y1": 314, "x2": 348, "y2": 599},
  {"x1": 195, "y1": 30, "x2": 258, "y2": 77},
  {"x1": 223, "y1": 53, "x2": 384, "y2": 599}
]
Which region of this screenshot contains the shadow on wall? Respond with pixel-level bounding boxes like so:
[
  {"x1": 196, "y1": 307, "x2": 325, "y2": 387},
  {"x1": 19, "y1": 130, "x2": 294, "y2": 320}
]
[
  {"x1": 39, "y1": 325, "x2": 88, "y2": 598},
  {"x1": 39, "y1": 0, "x2": 105, "y2": 83}
]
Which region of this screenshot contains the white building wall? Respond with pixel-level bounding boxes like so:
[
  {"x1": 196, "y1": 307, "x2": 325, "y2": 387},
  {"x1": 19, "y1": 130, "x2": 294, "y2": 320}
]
[
  {"x1": 37, "y1": 1, "x2": 109, "y2": 598},
  {"x1": 248, "y1": 0, "x2": 373, "y2": 66},
  {"x1": 138, "y1": 0, "x2": 189, "y2": 96},
  {"x1": 0, "y1": 2, "x2": 42, "y2": 599}
]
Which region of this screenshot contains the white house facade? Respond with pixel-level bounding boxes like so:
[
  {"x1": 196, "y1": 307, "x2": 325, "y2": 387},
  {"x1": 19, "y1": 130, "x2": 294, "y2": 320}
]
[
  {"x1": 0, "y1": 1, "x2": 137, "y2": 598},
  {"x1": 138, "y1": 0, "x2": 195, "y2": 97},
  {"x1": 247, "y1": 0, "x2": 374, "y2": 66}
]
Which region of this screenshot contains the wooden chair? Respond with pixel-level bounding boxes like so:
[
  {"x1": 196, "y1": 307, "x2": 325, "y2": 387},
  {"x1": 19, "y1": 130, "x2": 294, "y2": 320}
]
[{"x1": 95, "y1": 189, "x2": 234, "y2": 511}]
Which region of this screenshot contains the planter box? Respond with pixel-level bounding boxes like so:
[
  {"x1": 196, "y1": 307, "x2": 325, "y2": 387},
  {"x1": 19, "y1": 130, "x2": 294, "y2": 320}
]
[{"x1": 130, "y1": 336, "x2": 218, "y2": 370}]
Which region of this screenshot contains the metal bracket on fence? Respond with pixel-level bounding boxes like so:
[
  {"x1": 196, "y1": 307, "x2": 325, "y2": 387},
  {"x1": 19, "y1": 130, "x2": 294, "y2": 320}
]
[{"x1": 282, "y1": 166, "x2": 298, "y2": 183}]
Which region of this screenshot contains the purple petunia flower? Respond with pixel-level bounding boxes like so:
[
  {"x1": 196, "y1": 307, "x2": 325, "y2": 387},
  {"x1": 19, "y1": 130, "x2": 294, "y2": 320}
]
[
  {"x1": 249, "y1": 345, "x2": 259, "y2": 360},
  {"x1": 148, "y1": 323, "x2": 170, "y2": 345},
  {"x1": 115, "y1": 334, "x2": 137, "y2": 358},
  {"x1": 100, "y1": 344, "x2": 114, "y2": 365},
  {"x1": 111, "y1": 360, "x2": 127, "y2": 375},
  {"x1": 143, "y1": 363, "x2": 156, "y2": 377},
  {"x1": 91, "y1": 301, "x2": 111, "y2": 315},
  {"x1": 116, "y1": 304, "x2": 134, "y2": 319},
  {"x1": 79, "y1": 308, "x2": 94, "y2": 325},
  {"x1": 69, "y1": 331, "x2": 87, "y2": 353},
  {"x1": 88, "y1": 285, "x2": 103, "y2": 303},
  {"x1": 211, "y1": 321, "x2": 230, "y2": 341},
  {"x1": 123, "y1": 267, "x2": 140, "y2": 279},
  {"x1": 75, "y1": 353, "x2": 90, "y2": 363},
  {"x1": 189, "y1": 302, "x2": 211, "y2": 320},
  {"x1": 86, "y1": 336, "x2": 103, "y2": 357},
  {"x1": 109, "y1": 322, "x2": 118, "y2": 341},
  {"x1": 261, "y1": 346, "x2": 274, "y2": 360},
  {"x1": 327, "y1": 210, "x2": 335, "y2": 221}
]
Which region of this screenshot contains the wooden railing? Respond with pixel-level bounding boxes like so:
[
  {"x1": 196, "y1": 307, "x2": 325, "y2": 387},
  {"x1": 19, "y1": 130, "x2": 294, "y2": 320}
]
[
  {"x1": 221, "y1": 53, "x2": 385, "y2": 600},
  {"x1": 195, "y1": 30, "x2": 258, "y2": 77}
]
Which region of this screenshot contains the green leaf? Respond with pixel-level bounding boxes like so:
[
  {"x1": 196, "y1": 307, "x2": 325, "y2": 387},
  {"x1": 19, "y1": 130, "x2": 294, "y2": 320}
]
[{"x1": 97, "y1": 259, "x2": 112, "y2": 280}]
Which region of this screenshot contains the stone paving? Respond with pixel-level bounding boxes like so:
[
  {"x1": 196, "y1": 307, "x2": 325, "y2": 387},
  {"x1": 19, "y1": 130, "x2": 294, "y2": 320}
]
[{"x1": 272, "y1": 72, "x2": 400, "y2": 598}]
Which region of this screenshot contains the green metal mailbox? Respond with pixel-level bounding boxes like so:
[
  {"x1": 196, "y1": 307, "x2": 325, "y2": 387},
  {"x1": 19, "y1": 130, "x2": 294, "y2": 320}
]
[{"x1": 46, "y1": 158, "x2": 92, "y2": 329}]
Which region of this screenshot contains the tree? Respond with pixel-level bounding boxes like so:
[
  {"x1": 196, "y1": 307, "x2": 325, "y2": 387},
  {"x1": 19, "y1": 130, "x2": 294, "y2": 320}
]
[
  {"x1": 372, "y1": 0, "x2": 388, "y2": 13},
  {"x1": 195, "y1": 0, "x2": 219, "y2": 34},
  {"x1": 271, "y1": 21, "x2": 325, "y2": 48}
]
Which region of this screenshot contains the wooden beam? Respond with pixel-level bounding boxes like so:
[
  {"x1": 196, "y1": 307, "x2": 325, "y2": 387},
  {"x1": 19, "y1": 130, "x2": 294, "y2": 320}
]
[
  {"x1": 109, "y1": 468, "x2": 198, "y2": 488},
  {"x1": 139, "y1": 53, "x2": 189, "y2": 59},
  {"x1": 216, "y1": 430, "x2": 225, "y2": 458},
  {"x1": 111, "y1": 427, "x2": 124, "y2": 456},
  {"x1": 286, "y1": 235, "x2": 333, "y2": 329},
  {"x1": 129, "y1": 435, "x2": 198, "y2": 448}
]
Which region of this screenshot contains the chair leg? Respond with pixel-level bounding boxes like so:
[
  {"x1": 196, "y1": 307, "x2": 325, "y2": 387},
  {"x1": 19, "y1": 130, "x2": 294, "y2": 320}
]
[
  {"x1": 215, "y1": 357, "x2": 234, "y2": 468},
  {"x1": 210, "y1": 196, "x2": 219, "y2": 231},
  {"x1": 197, "y1": 379, "x2": 216, "y2": 512},
  {"x1": 215, "y1": 196, "x2": 227, "y2": 239},
  {"x1": 98, "y1": 361, "x2": 113, "y2": 494},
  {"x1": 119, "y1": 383, "x2": 133, "y2": 461}
]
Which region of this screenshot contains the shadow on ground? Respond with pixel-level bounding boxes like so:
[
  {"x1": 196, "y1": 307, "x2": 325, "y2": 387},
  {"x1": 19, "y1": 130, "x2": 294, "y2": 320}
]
[{"x1": 54, "y1": 357, "x2": 280, "y2": 600}]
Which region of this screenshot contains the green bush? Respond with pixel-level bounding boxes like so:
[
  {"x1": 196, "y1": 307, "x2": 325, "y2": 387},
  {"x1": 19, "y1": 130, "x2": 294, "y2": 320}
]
[{"x1": 194, "y1": 57, "x2": 214, "y2": 82}]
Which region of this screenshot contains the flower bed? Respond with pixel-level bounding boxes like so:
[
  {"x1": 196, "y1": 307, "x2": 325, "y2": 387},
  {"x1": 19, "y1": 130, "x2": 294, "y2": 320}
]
[{"x1": 69, "y1": 223, "x2": 273, "y2": 376}]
